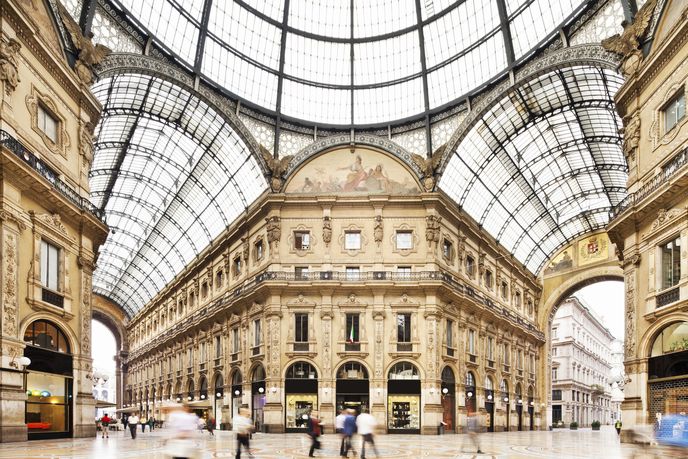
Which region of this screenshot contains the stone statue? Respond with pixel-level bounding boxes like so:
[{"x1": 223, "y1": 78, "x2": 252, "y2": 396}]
[
  {"x1": 260, "y1": 145, "x2": 293, "y2": 192},
  {"x1": 60, "y1": 6, "x2": 111, "y2": 85},
  {"x1": 322, "y1": 216, "x2": 332, "y2": 245},
  {"x1": 0, "y1": 38, "x2": 21, "y2": 96},
  {"x1": 425, "y1": 215, "x2": 441, "y2": 250},
  {"x1": 410, "y1": 144, "x2": 444, "y2": 192},
  {"x1": 265, "y1": 216, "x2": 281, "y2": 252},
  {"x1": 79, "y1": 121, "x2": 95, "y2": 168},
  {"x1": 373, "y1": 215, "x2": 383, "y2": 245},
  {"x1": 620, "y1": 112, "x2": 640, "y2": 162},
  {"x1": 601, "y1": 0, "x2": 658, "y2": 78}
]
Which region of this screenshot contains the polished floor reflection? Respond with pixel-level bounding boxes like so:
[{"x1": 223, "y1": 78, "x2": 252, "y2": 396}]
[{"x1": 0, "y1": 426, "x2": 678, "y2": 458}]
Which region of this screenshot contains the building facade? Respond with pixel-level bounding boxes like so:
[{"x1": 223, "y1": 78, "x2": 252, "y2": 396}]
[
  {"x1": 0, "y1": 0, "x2": 108, "y2": 442},
  {"x1": 550, "y1": 297, "x2": 619, "y2": 426},
  {"x1": 605, "y1": 0, "x2": 688, "y2": 440},
  {"x1": 123, "y1": 146, "x2": 544, "y2": 434}
]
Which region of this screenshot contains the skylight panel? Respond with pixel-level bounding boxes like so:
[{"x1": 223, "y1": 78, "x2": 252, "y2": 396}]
[
  {"x1": 289, "y1": 0, "x2": 350, "y2": 38},
  {"x1": 353, "y1": 78, "x2": 425, "y2": 125},
  {"x1": 353, "y1": 0, "x2": 417, "y2": 37},
  {"x1": 353, "y1": 32, "x2": 421, "y2": 85},
  {"x1": 284, "y1": 34, "x2": 350, "y2": 86}
]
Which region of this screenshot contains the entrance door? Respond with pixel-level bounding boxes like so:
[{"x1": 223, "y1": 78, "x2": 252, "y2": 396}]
[
  {"x1": 516, "y1": 404, "x2": 523, "y2": 431},
  {"x1": 485, "y1": 402, "x2": 495, "y2": 432},
  {"x1": 441, "y1": 393, "x2": 455, "y2": 431},
  {"x1": 336, "y1": 394, "x2": 369, "y2": 415},
  {"x1": 528, "y1": 406, "x2": 534, "y2": 430}
]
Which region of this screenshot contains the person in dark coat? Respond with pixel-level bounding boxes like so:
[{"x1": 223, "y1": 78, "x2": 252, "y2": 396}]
[
  {"x1": 342, "y1": 409, "x2": 357, "y2": 457},
  {"x1": 307, "y1": 410, "x2": 322, "y2": 457}
]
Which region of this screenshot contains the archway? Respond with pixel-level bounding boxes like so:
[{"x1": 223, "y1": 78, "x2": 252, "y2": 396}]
[
  {"x1": 647, "y1": 321, "x2": 688, "y2": 421},
  {"x1": 465, "y1": 371, "x2": 477, "y2": 416},
  {"x1": 212, "y1": 373, "x2": 224, "y2": 430},
  {"x1": 336, "y1": 361, "x2": 370, "y2": 416},
  {"x1": 485, "y1": 376, "x2": 495, "y2": 432},
  {"x1": 230, "y1": 369, "x2": 243, "y2": 419},
  {"x1": 440, "y1": 366, "x2": 456, "y2": 432},
  {"x1": 500, "y1": 379, "x2": 510, "y2": 432},
  {"x1": 515, "y1": 383, "x2": 523, "y2": 431},
  {"x1": 387, "y1": 361, "x2": 421, "y2": 434},
  {"x1": 251, "y1": 364, "x2": 266, "y2": 432},
  {"x1": 285, "y1": 362, "x2": 318, "y2": 432},
  {"x1": 90, "y1": 320, "x2": 117, "y2": 418}
]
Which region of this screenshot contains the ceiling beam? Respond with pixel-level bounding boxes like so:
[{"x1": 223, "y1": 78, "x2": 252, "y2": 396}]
[
  {"x1": 619, "y1": 0, "x2": 638, "y2": 23},
  {"x1": 273, "y1": 0, "x2": 291, "y2": 158},
  {"x1": 79, "y1": 0, "x2": 97, "y2": 36},
  {"x1": 415, "y1": 0, "x2": 433, "y2": 156},
  {"x1": 495, "y1": 0, "x2": 516, "y2": 66},
  {"x1": 193, "y1": 0, "x2": 214, "y2": 74}
]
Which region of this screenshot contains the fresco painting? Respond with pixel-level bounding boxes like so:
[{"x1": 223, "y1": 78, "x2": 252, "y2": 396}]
[{"x1": 285, "y1": 148, "x2": 420, "y2": 195}]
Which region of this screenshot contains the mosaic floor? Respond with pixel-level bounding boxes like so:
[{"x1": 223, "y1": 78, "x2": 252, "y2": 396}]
[{"x1": 0, "y1": 426, "x2": 681, "y2": 458}]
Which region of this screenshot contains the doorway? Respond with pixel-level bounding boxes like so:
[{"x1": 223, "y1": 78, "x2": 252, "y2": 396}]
[
  {"x1": 440, "y1": 367, "x2": 455, "y2": 432},
  {"x1": 336, "y1": 362, "x2": 369, "y2": 416}
]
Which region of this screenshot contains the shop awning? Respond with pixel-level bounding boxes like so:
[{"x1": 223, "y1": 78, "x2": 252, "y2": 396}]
[
  {"x1": 184, "y1": 399, "x2": 212, "y2": 408},
  {"x1": 95, "y1": 400, "x2": 117, "y2": 409}
]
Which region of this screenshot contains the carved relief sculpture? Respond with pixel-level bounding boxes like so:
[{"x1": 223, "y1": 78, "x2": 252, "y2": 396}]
[
  {"x1": 620, "y1": 112, "x2": 640, "y2": 163},
  {"x1": 601, "y1": 0, "x2": 658, "y2": 78},
  {"x1": 374, "y1": 314, "x2": 384, "y2": 378},
  {"x1": 265, "y1": 216, "x2": 281, "y2": 254},
  {"x1": 411, "y1": 144, "x2": 444, "y2": 192},
  {"x1": 425, "y1": 215, "x2": 441, "y2": 251},
  {"x1": 79, "y1": 121, "x2": 95, "y2": 169},
  {"x1": 260, "y1": 145, "x2": 293, "y2": 192},
  {"x1": 373, "y1": 215, "x2": 383, "y2": 245},
  {"x1": 81, "y1": 272, "x2": 92, "y2": 355},
  {"x1": 2, "y1": 233, "x2": 18, "y2": 337},
  {"x1": 0, "y1": 38, "x2": 21, "y2": 96},
  {"x1": 60, "y1": 5, "x2": 112, "y2": 85},
  {"x1": 322, "y1": 216, "x2": 332, "y2": 245}
]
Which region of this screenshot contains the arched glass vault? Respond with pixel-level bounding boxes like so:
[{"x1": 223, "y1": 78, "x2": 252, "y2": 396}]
[
  {"x1": 90, "y1": 73, "x2": 267, "y2": 316},
  {"x1": 440, "y1": 65, "x2": 626, "y2": 273}
]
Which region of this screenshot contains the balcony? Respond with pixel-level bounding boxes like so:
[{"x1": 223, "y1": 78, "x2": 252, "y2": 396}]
[
  {"x1": 503, "y1": 365, "x2": 511, "y2": 373},
  {"x1": 187, "y1": 366, "x2": 193, "y2": 374},
  {"x1": 214, "y1": 357, "x2": 222, "y2": 367},
  {"x1": 397, "y1": 343, "x2": 413, "y2": 352},
  {"x1": 468, "y1": 354, "x2": 477, "y2": 364},
  {"x1": 251, "y1": 346, "x2": 261, "y2": 356},
  {"x1": 657, "y1": 287, "x2": 680, "y2": 308},
  {"x1": 41, "y1": 288, "x2": 64, "y2": 308},
  {"x1": 487, "y1": 360, "x2": 495, "y2": 368},
  {"x1": 345, "y1": 342, "x2": 361, "y2": 352},
  {"x1": 294, "y1": 342, "x2": 309, "y2": 352},
  {"x1": 0, "y1": 129, "x2": 104, "y2": 221},
  {"x1": 231, "y1": 352, "x2": 240, "y2": 362}
]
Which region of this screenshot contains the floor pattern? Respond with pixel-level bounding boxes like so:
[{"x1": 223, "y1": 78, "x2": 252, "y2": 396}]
[{"x1": 0, "y1": 426, "x2": 680, "y2": 458}]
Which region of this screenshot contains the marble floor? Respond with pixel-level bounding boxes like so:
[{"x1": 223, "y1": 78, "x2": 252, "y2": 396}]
[{"x1": 0, "y1": 426, "x2": 682, "y2": 459}]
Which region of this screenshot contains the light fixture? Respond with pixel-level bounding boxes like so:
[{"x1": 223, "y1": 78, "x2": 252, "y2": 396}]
[
  {"x1": 187, "y1": 396, "x2": 192, "y2": 401},
  {"x1": 442, "y1": 388, "x2": 449, "y2": 394},
  {"x1": 487, "y1": 394, "x2": 493, "y2": 401},
  {"x1": 176, "y1": 397, "x2": 181, "y2": 402},
  {"x1": 302, "y1": 414, "x2": 309, "y2": 420},
  {"x1": 216, "y1": 392, "x2": 222, "y2": 397},
  {"x1": 467, "y1": 391, "x2": 473, "y2": 398},
  {"x1": 234, "y1": 389, "x2": 240, "y2": 396},
  {"x1": 503, "y1": 397, "x2": 509, "y2": 402},
  {"x1": 518, "y1": 399, "x2": 522, "y2": 404},
  {"x1": 10, "y1": 355, "x2": 31, "y2": 370},
  {"x1": 529, "y1": 401, "x2": 534, "y2": 406},
  {"x1": 258, "y1": 387, "x2": 264, "y2": 394},
  {"x1": 201, "y1": 394, "x2": 206, "y2": 399}
]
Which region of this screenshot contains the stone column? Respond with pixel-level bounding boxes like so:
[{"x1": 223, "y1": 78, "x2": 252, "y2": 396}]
[
  {"x1": 263, "y1": 299, "x2": 283, "y2": 432},
  {"x1": 620, "y1": 253, "x2": 642, "y2": 442}
]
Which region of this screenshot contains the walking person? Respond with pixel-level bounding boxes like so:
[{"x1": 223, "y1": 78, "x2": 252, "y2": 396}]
[
  {"x1": 356, "y1": 409, "x2": 379, "y2": 459},
  {"x1": 342, "y1": 409, "x2": 357, "y2": 457},
  {"x1": 615, "y1": 419, "x2": 622, "y2": 436},
  {"x1": 465, "y1": 411, "x2": 483, "y2": 454},
  {"x1": 100, "y1": 413, "x2": 111, "y2": 438},
  {"x1": 122, "y1": 415, "x2": 129, "y2": 435},
  {"x1": 206, "y1": 416, "x2": 215, "y2": 436},
  {"x1": 128, "y1": 413, "x2": 139, "y2": 439},
  {"x1": 141, "y1": 416, "x2": 147, "y2": 433},
  {"x1": 149, "y1": 416, "x2": 155, "y2": 432},
  {"x1": 164, "y1": 404, "x2": 200, "y2": 459},
  {"x1": 232, "y1": 407, "x2": 253, "y2": 459},
  {"x1": 307, "y1": 410, "x2": 322, "y2": 457},
  {"x1": 335, "y1": 409, "x2": 347, "y2": 457}
]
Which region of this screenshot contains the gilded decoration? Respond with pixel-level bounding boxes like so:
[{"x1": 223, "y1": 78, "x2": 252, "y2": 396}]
[
  {"x1": 25, "y1": 86, "x2": 70, "y2": 157},
  {"x1": 260, "y1": 145, "x2": 293, "y2": 192},
  {"x1": 0, "y1": 38, "x2": 21, "y2": 96},
  {"x1": 285, "y1": 147, "x2": 420, "y2": 195},
  {"x1": 601, "y1": 0, "x2": 658, "y2": 78},
  {"x1": 2, "y1": 232, "x2": 18, "y2": 337},
  {"x1": 577, "y1": 233, "x2": 610, "y2": 266}
]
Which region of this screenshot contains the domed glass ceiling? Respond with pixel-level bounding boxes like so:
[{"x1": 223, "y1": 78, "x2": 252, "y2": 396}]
[{"x1": 109, "y1": 0, "x2": 588, "y2": 126}]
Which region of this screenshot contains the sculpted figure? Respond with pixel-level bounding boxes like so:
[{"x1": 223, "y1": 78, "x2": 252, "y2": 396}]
[
  {"x1": 260, "y1": 145, "x2": 293, "y2": 192},
  {"x1": 60, "y1": 6, "x2": 111, "y2": 85},
  {"x1": 0, "y1": 38, "x2": 21, "y2": 95},
  {"x1": 411, "y1": 144, "x2": 444, "y2": 192}
]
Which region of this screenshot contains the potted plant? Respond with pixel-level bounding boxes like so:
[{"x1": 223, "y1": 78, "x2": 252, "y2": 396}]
[
  {"x1": 570, "y1": 421, "x2": 578, "y2": 430},
  {"x1": 591, "y1": 420, "x2": 601, "y2": 431}
]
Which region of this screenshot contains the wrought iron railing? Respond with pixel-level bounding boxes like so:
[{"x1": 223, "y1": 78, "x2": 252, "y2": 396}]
[
  {"x1": 0, "y1": 129, "x2": 105, "y2": 221},
  {"x1": 42, "y1": 288, "x2": 64, "y2": 308},
  {"x1": 656, "y1": 287, "x2": 680, "y2": 308},
  {"x1": 610, "y1": 148, "x2": 688, "y2": 221}
]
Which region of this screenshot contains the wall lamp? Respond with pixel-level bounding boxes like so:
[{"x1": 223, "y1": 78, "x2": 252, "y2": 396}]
[{"x1": 10, "y1": 355, "x2": 31, "y2": 370}]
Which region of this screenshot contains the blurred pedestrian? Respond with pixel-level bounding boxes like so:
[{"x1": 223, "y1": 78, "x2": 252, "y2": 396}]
[
  {"x1": 615, "y1": 419, "x2": 622, "y2": 436},
  {"x1": 122, "y1": 414, "x2": 129, "y2": 433},
  {"x1": 128, "y1": 413, "x2": 139, "y2": 439},
  {"x1": 207, "y1": 416, "x2": 215, "y2": 436},
  {"x1": 335, "y1": 409, "x2": 347, "y2": 456},
  {"x1": 141, "y1": 416, "x2": 147, "y2": 433},
  {"x1": 233, "y1": 407, "x2": 253, "y2": 459},
  {"x1": 466, "y1": 411, "x2": 482, "y2": 454},
  {"x1": 342, "y1": 409, "x2": 357, "y2": 457},
  {"x1": 149, "y1": 416, "x2": 155, "y2": 432},
  {"x1": 100, "y1": 413, "x2": 111, "y2": 438},
  {"x1": 164, "y1": 404, "x2": 200, "y2": 459},
  {"x1": 307, "y1": 410, "x2": 322, "y2": 457},
  {"x1": 356, "y1": 409, "x2": 379, "y2": 459}
]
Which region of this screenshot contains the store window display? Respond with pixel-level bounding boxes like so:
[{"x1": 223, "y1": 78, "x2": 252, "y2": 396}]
[
  {"x1": 387, "y1": 362, "x2": 420, "y2": 433},
  {"x1": 285, "y1": 362, "x2": 318, "y2": 431}
]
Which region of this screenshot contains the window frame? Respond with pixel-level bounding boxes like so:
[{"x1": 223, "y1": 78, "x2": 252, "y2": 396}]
[
  {"x1": 344, "y1": 231, "x2": 362, "y2": 250},
  {"x1": 395, "y1": 230, "x2": 413, "y2": 250},
  {"x1": 396, "y1": 313, "x2": 412, "y2": 343},
  {"x1": 659, "y1": 235, "x2": 681, "y2": 290},
  {"x1": 294, "y1": 230, "x2": 311, "y2": 250},
  {"x1": 37, "y1": 103, "x2": 59, "y2": 143},
  {"x1": 40, "y1": 239, "x2": 60, "y2": 292},
  {"x1": 663, "y1": 90, "x2": 686, "y2": 133},
  {"x1": 294, "y1": 313, "x2": 309, "y2": 343}
]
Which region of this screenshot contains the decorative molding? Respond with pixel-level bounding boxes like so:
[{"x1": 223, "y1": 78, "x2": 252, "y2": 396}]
[
  {"x1": 2, "y1": 232, "x2": 18, "y2": 337},
  {"x1": 338, "y1": 223, "x2": 368, "y2": 257},
  {"x1": 287, "y1": 224, "x2": 317, "y2": 257},
  {"x1": 29, "y1": 211, "x2": 74, "y2": 242},
  {"x1": 0, "y1": 208, "x2": 27, "y2": 231},
  {"x1": 649, "y1": 79, "x2": 688, "y2": 150},
  {"x1": 0, "y1": 37, "x2": 21, "y2": 96},
  {"x1": 25, "y1": 85, "x2": 71, "y2": 158},
  {"x1": 389, "y1": 223, "x2": 419, "y2": 257}
]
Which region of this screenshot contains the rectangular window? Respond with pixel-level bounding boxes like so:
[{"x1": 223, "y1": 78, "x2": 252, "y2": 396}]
[
  {"x1": 504, "y1": 344, "x2": 511, "y2": 365},
  {"x1": 552, "y1": 368, "x2": 557, "y2": 380},
  {"x1": 187, "y1": 348, "x2": 193, "y2": 367},
  {"x1": 294, "y1": 231, "x2": 311, "y2": 250},
  {"x1": 295, "y1": 313, "x2": 308, "y2": 342},
  {"x1": 514, "y1": 291, "x2": 522, "y2": 308},
  {"x1": 215, "y1": 335, "x2": 222, "y2": 358},
  {"x1": 552, "y1": 347, "x2": 557, "y2": 356},
  {"x1": 487, "y1": 337, "x2": 494, "y2": 360},
  {"x1": 518, "y1": 350, "x2": 523, "y2": 369},
  {"x1": 345, "y1": 313, "x2": 359, "y2": 343},
  {"x1": 484, "y1": 270, "x2": 493, "y2": 289},
  {"x1": 446, "y1": 320, "x2": 453, "y2": 348},
  {"x1": 397, "y1": 313, "x2": 411, "y2": 342},
  {"x1": 500, "y1": 281, "x2": 508, "y2": 299},
  {"x1": 397, "y1": 266, "x2": 411, "y2": 279},
  {"x1": 40, "y1": 240, "x2": 59, "y2": 291},
  {"x1": 552, "y1": 327, "x2": 558, "y2": 339},
  {"x1": 201, "y1": 342, "x2": 207, "y2": 362},
  {"x1": 255, "y1": 240, "x2": 264, "y2": 260},
  {"x1": 38, "y1": 104, "x2": 58, "y2": 143},
  {"x1": 466, "y1": 255, "x2": 475, "y2": 277},
  {"x1": 233, "y1": 257, "x2": 242, "y2": 276},
  {"x1": 295, "y1": 266, "x2": 309, "y2": 280},
  {"x1": 395, "y1": 231, "x2": 413, "y2": 250},
  {"x1": 664, "y1": 91, "x2": 686, "y2": 132},
  {"x1": 552, "y1": 389, "x2": 562, "y2": 400},
  {"x1": 345, "y1": 231, "x2": 361, "y2": 250},
  {"x1": 661, "y1": 236, "x2": 681, "y2": 289},
  {"x1": 442, "y1": 239, "x2": 453, "y2": 259},
  {"x1": 254, "y1": 319, "x2": 261, "y2": 347},
  {"x1": 468, "y1": 329, "x2": 475, "y2": 354},
  {"x1": 232, "y1": 328, "x2": 239, "y2": 353},
  {"x1": 345, "y1": 266, "x2": 360, "y2": 281}
]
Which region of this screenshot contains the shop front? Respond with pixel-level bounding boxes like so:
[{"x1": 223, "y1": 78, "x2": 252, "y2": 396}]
[
  {"x1": 527, "y1": 386, "x2": 534, "y2": 430},
  {"x1": 485, "y1": 376, "x2": 495, "y2": 432},
  {"x1": 336, "y1": 362, "x2": 369, "y2": 416},
  {"x1": 231, "y1": 370, "x2": 243, "y2": 419},
  {"x1": 500, "y1": 379, "x2": 510, "y2": 431},
  {"x1": 251, "y1": 365, "x2": 266, "y2": 432},
  {"x1": 387, "y1": 362, "x2": 420, "y2": 434},
  {"x1": 213, "y1": 374, "x2": 223, "y2": 429},
  {"x1": 515, "y1": 384, "x2": 523, "y2": 431},
  {"x1": 23, "y1": 320, "x2": 74, "y2": 440},
  {"x1": 440, "y1": 367, "x2": 455, "y2": 432},
  {"x1": 285, "y1": 362, "x2": 318, "y2": 432},
  {"x1": 465, "y1": 372, "x2": 477, "y2": 415}
]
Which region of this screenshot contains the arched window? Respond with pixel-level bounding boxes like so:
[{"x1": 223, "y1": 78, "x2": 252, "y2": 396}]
[
  {"x1": 515, "y1": 383, "x2": 523, "y2": 403},
  {"x1": 337, "y1": 362, "x2": 368, "y2": 380},
  {"x1": 651, "y1": 322, "x2": 688, "y2": 356},
  {"x1": 187, "y1": 379, "x2": 195, "y2": 395},
  {"x1": 485, "y1": 376, "x2": 494, "y2": 391},
  {"x1": 465, "y1": 371, "x2": 476, "y2": 387},
  {"x1": 199, "y1": 377, "x2": 208, "y2": 399},
  {"x1": 500, "y1": 379, "x2": 509, "y2": 394},
  {"x1": 231, "y1": 370, "x2": 242, "y2": 385},
  {"x1": 23, "y1": 320, "x2": 70, "y2": 353},
  {"x1": 388, "y1": 362, "x2": 419, "y2": 380},
  {"x1": 441, "y1": 367, "x2": 455, "y2": 384},
  {"x1": 286, "y1": 362, "x2": 318, "y2": 379},
  {"x1": 252, "y1": 364, "x2": 266, "y2": 382}
]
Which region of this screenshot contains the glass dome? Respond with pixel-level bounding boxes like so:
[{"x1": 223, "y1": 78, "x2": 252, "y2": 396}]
[{"x1": 108, "y1": 0, "x2": 588, "y2": 126}]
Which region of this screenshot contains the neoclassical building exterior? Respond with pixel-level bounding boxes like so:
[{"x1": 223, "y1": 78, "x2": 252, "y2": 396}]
[
  {"x1": 0, "y1": 0, "x2": 108, "y2": 441},
  {"x1": 124, "y1": 146, "x2": 543, "y2": 434}
]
